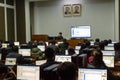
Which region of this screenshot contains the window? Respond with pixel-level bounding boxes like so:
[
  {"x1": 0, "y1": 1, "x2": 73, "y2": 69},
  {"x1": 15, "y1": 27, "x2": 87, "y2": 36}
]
[{"x1": 6, "y1": 0, "x2": 14, "y2": 6}]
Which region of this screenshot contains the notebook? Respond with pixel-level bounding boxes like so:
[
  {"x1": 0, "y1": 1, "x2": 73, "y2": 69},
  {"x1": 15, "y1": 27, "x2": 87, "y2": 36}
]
[{"x1": 78, "y1": 68, "x2": 107, "y2": 80}]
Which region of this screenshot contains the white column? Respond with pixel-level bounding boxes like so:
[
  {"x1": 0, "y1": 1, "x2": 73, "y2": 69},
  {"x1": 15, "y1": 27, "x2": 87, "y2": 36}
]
[
  {"x1": 114, "y1": 0, "x2": 119, "y2": 41},
  {"x1": 4, "y1": 0, "x2": 8, "y2": 41},
  {"x1": 25, "y1": 0, "x2": 31, "y2": 43}
]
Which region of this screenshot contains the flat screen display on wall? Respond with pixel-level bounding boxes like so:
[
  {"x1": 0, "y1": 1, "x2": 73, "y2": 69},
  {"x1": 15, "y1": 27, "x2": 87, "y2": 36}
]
[{"x1": 71, "y1": 25, "x2": 91, "y2": 38}]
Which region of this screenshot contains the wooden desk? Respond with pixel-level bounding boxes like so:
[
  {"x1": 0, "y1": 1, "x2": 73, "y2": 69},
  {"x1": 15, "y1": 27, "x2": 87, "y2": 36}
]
[
  {"x1": 32, "y1": 35, "x2": 85, "y2": 48},
  {"x1": 31, "y1": 34, "x2": 48, "y2": 41},
  {"x1": 47, "y1": 39, "x2": 84, "y2": 48}
]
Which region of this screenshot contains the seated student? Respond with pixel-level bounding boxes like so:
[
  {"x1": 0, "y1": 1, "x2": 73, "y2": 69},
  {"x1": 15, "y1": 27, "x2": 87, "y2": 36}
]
[
  {"x1": 0, "y1": 63, "x2": 8, "y2": 80},
  {"x1": 48, "y1": 41, "x2": 59, "y2": 54},
  {"x1": 6, "y1": 46, "x2": 24, "y2": 65},
  {"x1": 68, "y1": 47, "x2": 75, "y2": 55},
  {"x1": 31, "y1": 47, "x2": 44, "y2": 60},
  {"x1": 57, "y1": 62, "x2": 78, "y2": 80},
  {"x1": 58, "y1": 32, "x2": 64, "y2": 40},
  {"x1": 40, "y1": 47, "x2": 59, "y2": 79},
  {"x1": 87, "y1": 49, "x2": 120, "y2": 80}
]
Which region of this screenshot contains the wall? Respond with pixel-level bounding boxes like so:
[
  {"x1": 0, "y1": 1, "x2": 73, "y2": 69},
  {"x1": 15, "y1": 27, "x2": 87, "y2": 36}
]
[{"x1": 32, "y1": 0, "x2": 115, "y2": 41}]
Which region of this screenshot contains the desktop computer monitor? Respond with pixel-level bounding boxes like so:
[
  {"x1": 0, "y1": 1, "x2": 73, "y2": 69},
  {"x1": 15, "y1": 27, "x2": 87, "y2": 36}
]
[
  {"x1": 75, "y1": 50, "x2": 79, "y2": 54},
  {"x1": 2, "y1": 43, "x2": 8, "y2": 48},
  {"x1": 37, "y1": 45, "x2": 45, "y2": 52},
  {"x1": 75, "y1": 46, "x2": 81, "y2": 50},
  {"x1": 104, "y1": 46, "x2": 114, "y2": 50},
  {"x1": 5, "y1": 58, "x2": 16, "y2": 65},
  {"x1": 14, "y1": 41, "x2": 20, "y2": 46},
  {"x1": 102, "y1": 50, "x2": 115, "y2": 56},
  {"x1": 36, "y1": 60, "x2": 46, "y2": 65},
  {"x1": 17, "y1": 65, "x2": 40, "y2": 80},
  {"x1": 19, "y1": 49, "x2": 31, "y2": 57},
  {"x1": 78, "y1": 68, "x2": 107, "y2": 80},
  {"x1": 102, "y1": 50, "x2": 115, "y2": 67},
  {"x1": 103, "y1": 55, "x2": 114, "y2": 67},
  {"x1": 55, "y1": 55, "x2": 71, "y2": 62}
]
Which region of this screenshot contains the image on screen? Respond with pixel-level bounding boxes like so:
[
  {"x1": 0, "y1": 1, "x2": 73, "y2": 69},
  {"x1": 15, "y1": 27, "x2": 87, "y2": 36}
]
[
  {"x1": 36, "y1": 60, "x2": 46, "y2": 65},
  {"x1": 55, "y1": 55, "x2": 71, "y2": 62},
  {"x1": 71, "y1": 25, "x2": 91, "y2": 38},
  {"x1": 14, "y1": 41, "x2": 20, "y2": 46},
  {"x1": 104, "y1": 46, "x2": 114, "y2": 50},
  {"x1": 37, "y1": 45, "x2": 45, "y2": 52},
  {"x1": 5, "y1": 58, "x2": 16, "y2": 65},
  {"x1": 75, "y1": 46, "x2": 81, "y2": 50},
  {"x1": 103, "y1": 55, "x2": 114, "y2": 67},
  {"x1": 19, "y1": 49, "x2": 31, "y2": 57},
  {"x1": 102, "y1": 50, "x2": 115, "y2": 56},
  {"x1": 17, "y1": 65, "x2": 40, "y2": 80},
  {"x1": 78, "y1": 68, "x2": 107, "y2": 80}
]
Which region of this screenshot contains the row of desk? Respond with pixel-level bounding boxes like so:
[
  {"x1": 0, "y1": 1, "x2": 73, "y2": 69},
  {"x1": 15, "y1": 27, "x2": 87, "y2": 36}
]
[{"x1": 31, "y1": 34, "x2": 89, "y2": 48}]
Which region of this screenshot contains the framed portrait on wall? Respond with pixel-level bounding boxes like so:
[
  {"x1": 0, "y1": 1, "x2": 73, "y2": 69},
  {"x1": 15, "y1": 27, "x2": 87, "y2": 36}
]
[
  {"x1": 63, "y1": 5, "x2": 72, "y2": 17},
  {"x1": 72, "y1": 4, "x2": 81, "y2": 16}
]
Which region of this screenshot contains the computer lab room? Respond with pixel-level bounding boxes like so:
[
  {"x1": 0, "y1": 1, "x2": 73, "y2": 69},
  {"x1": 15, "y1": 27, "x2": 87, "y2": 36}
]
[{"x1": 0, "y1": 0, "x2": 120, "y2": 80}]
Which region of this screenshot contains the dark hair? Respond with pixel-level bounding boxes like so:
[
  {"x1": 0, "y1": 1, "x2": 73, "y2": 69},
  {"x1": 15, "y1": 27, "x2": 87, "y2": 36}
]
[
  {"x1": 59, "y1": 32, "x2": 62, "y2": 34},
  {"x1": 92, "y1": 49, "x2": 106, "y2": 68},
  {"x1": 68, "y1": 47, "x2": 75, "y2": 55},
  {"x1": 0, "y1": 63, "x2": 8, "y2": 74},
  {"x1": 12, "y1": 46, "x2": 19, "y2": 52},
  {"x1": 57, "y1": 62, "x2": 77, "y2": 80},
  {"x1": 45, "y1": 47, "x2": 55, "y2": 60}
]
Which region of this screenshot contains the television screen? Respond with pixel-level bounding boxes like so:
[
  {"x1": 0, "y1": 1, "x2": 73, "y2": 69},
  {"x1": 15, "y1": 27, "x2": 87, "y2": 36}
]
[{"x1": 71, "y1": 25, "x2": 91, "y2": 38}]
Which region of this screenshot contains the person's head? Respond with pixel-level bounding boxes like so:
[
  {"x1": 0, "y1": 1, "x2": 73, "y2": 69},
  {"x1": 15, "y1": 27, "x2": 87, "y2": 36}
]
[
  {"x1": 0, "y1": 63, "x2": 8, "y2": 80},
  {"x1": 95, "y1": 38, "x2": 100, "y2": 42},
  {"x1": 75, "y1": 6, "x2": 79, "y2": 12},
  {"x1": 12, "y1": 46, "x2": 19, "y2": 53},
  {"x1": 57, "y1": 62, "x2": 78, "y2": 80},
  {"x1": 68, "y1": 47, "x2": 75, "y2": 55},
  {"x1": 65, "y1": 7, "x2": 70, "y2": 12},
  {"x1": 45, "y1": 47, "x2": 55, "y2": 61},
  {"x1": 59, "y1": 32, "x2": 62, "y2": 36},
  {"x1": 92, "y1": 49, "x2": 106, "y2": 68}
]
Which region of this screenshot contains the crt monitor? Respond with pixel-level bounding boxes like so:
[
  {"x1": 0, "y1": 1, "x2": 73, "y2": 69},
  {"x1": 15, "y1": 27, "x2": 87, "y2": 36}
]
[
  {"x1": 19, "y1": 49, "x2": 31, "y2": 57},
  {"x1": 17, "y1": 65, "x2": 40, "y2": 80},
  {"x1": 71, "y1": 25, "x2": 91, "y2": 38},
  {"x1": 78, "y1": 68, "x2": 107, "y2": 80}
]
